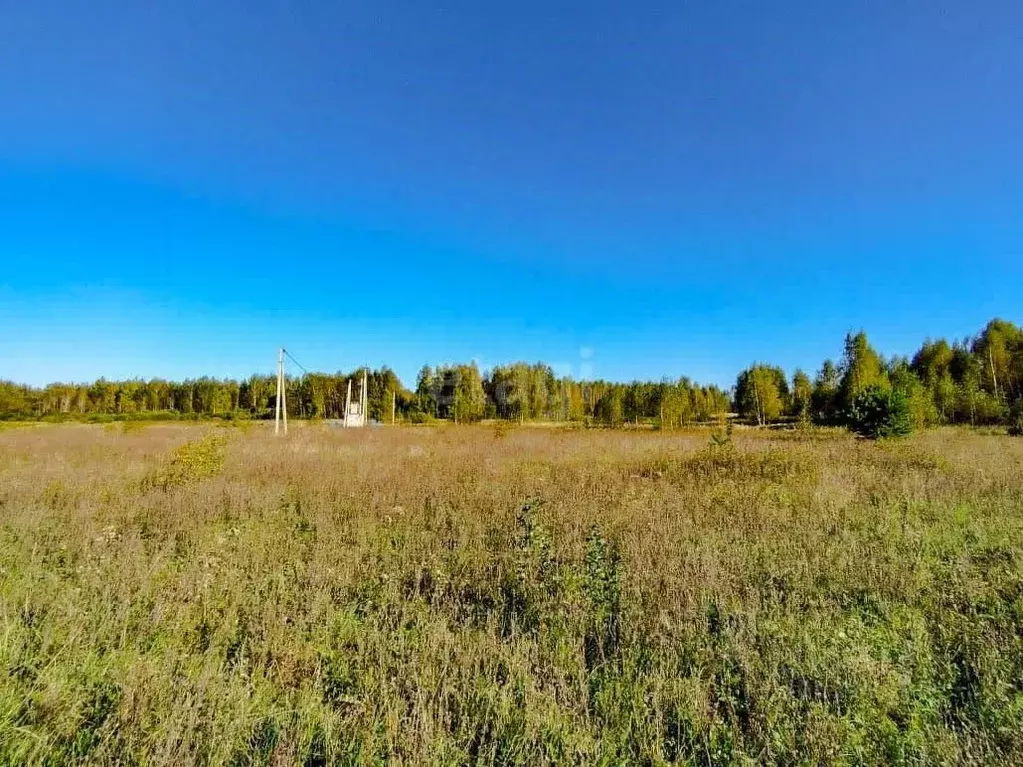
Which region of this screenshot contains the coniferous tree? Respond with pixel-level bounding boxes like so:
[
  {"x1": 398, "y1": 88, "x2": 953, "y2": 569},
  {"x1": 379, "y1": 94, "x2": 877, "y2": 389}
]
[
  {"x1": 811, "y1": 361, "x2": 840, "y2": 424},
  {"x1": 838, "y1": 332, "x2": 888, "y2": 413}
]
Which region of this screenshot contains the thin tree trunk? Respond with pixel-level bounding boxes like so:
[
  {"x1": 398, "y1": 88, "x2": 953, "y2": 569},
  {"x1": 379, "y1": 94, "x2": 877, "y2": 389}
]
[{"x1": 990, "y1": 347, "x2": 1000, "y2": 401}]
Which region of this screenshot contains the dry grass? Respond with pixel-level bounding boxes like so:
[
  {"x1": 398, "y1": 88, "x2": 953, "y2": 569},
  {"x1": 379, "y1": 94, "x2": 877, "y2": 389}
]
[{"x1": 1, "y1": 423, "x2": 1022, "y2": 765}]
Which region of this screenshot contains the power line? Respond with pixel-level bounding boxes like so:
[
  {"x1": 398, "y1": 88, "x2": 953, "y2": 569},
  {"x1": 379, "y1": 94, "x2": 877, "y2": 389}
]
[{"x1": 282, "y1": 348, "x2": 311, "y2": 377}]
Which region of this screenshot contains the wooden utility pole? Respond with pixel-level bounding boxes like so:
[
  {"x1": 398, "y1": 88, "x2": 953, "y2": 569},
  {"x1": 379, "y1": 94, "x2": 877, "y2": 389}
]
[
  {"x1": 392, "y1": 389, "x2": 396, "y2": 425},
  {"x1": 275, "y1": 348, "x2": 282, "y2": 435},
  {"x1": 275, "y1": 348, "x2": 288, "y2": 435},
  {"x1": 281, "y1": 355, "x2": 288, "y2": 435}
]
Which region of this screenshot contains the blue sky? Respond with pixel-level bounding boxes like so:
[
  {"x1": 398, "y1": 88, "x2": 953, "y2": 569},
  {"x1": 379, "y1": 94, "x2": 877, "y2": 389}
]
[{"x1": 2, "y1": 1, "x2": 1021, "y2": 388}]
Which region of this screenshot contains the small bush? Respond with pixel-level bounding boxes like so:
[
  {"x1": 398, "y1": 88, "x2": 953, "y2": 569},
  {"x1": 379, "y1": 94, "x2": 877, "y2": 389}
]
[
  {"x1": 846, "y1": 385, "x2": 913, "y2": 439},
  {"x1": 407, "y1": 410, "x2": 437, "y2": 424},
  {"x1": 142, "y1": 433, "x2": 228, "y2": 490}
]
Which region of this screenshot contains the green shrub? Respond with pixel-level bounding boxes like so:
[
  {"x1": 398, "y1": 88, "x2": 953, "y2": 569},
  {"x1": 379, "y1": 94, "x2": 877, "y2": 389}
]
[
  {"x1": 407, "y1": 410, "x2": 437, "y2": 424},
  {"x1": 142, "y1": 433, "x2": 229, "y2": 490},
  {"x1": 846, "y1": 384, "x2": 913, "y2": 439}
]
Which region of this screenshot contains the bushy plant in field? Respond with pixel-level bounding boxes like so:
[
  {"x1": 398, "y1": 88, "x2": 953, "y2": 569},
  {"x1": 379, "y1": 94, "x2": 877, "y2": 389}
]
[
  {"x1": 502, "y1": 498, "x2": 571, "y2": 638},
  {"x1": 142, "y1": 433, "x2": 228, "y2": 490},
  {"x1": 708, "y1": 418, "x2": 733, "y2": 448},
  {"x1": 582, "y1": 527, "x2": 622, "y2": 671},
  {"x1": 846, "y1": 384, "x2": 913, "y2": 438}
]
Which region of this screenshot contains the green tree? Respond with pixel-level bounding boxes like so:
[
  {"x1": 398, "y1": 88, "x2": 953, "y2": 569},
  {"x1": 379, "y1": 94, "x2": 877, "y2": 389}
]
[
  {"x1": 847, "y1": 384, "x2": 913, "y2": 439},
  {"x1": 911, "y1": 339, "x2": 954, "y2": 383},
  {"x1": 838, "y1": 332, "x2": 888, "y2": 411},
  {"x1": 736, "y1": 365, "x2": 788, "y2": 425},
  {"x1": 811, "y1": 360, "x2": 841, "y2": 425},
  {"x1": 889, "y1": 360, "x2": 934, "y2": 428},
  {"x1": 972, "y1": 319, "x2": 1023, "y2": 402},
  {"x1": 89, "y1": 379, "x2": 117, "y2": 413},
  {"x1": 451, "y1": 364, "x2": 486, "y2": 423},
  {"x1": 660, "y1": 379, "x2": 696, "y2": 429},
  {"x1": 0, "y1": 381, "x2": 32, "y2": 418},
  {"x1": 566, "y1": 378, "x2": 586, "y2": 421},
  {"x1": 791, "y1": 369, "x2": 813, "y2": 425},
  {"x1": 596, "y1": 387, "x2": 624, "y2": 427},
  {"x1": 912, "y1": 339, "x2": 958, "y2": 423},
  {"x1": 415, "y1": 365, "x2": 438, "y2": 417}
]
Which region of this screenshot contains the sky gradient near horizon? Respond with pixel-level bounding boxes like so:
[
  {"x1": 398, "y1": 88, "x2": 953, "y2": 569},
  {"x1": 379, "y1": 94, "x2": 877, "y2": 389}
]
[{"x1": 2, "y1": 1, "x2": 1022, "y2": 388}]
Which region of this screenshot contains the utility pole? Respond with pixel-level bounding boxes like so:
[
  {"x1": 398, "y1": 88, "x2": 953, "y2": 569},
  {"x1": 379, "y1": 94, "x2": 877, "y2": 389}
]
[
  {"x1": 275, "y1": 348, "x2": 288, "y2": 436},
  {"x1": 392, "y1": 389, "x2": 396, "y2": 425},
  {"x1": 281, "y1": 353, "x2": 288, "y2": 435},
  {"x1": 275, "y1": 348, "x2": 282, "y2": 435}
]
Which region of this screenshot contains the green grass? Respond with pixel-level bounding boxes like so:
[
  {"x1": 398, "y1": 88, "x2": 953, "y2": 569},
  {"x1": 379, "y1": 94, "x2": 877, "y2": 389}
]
[{"x1": 0, "y1": 424, "x2": 1021, "y2": 764}]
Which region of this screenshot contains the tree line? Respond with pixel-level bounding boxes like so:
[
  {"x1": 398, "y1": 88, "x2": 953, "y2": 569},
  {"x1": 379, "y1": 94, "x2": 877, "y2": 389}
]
[
  {"x1": 734, "y1": 318, "x2": 1023, "y2": 432},
  {"x1": 0, "y1": 369, "x2": 408, "y2": 423},
  {"x1": 2, "y1": 317, "x2": 1021, "y2": 432},
  {"x1": 0, "y1": 361, "x2": 730, "y2": 427},
  {"x1": 413, "y1": 362, "x2": 730, "y2": 426}
]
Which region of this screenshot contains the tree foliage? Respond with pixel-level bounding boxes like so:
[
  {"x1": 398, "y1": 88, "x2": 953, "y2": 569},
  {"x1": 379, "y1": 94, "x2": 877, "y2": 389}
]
[
  {"x1": 790, "y1": 370, "x2": 813, "y2": 425},
  {"x1": 847, "y1": 384, "x2": 914, "y2": 439},
  {"x1": 735, "y1": 365, "x2": 788, "y2": 425},
  {"x1": 838, "y1": 332, "x2": 888, "y2": 410}
]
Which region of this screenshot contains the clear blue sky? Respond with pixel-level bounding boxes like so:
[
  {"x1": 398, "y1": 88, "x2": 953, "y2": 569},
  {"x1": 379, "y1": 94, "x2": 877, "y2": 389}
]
[{"x1": 2, "y1": 1, "x2": 1021, "y2": 388}]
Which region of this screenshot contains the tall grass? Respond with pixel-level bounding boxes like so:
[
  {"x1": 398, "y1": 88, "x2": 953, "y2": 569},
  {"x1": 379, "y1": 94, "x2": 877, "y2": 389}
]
[{"x1": 0, "y1": 424, "x2": 1021, "y2": 764}]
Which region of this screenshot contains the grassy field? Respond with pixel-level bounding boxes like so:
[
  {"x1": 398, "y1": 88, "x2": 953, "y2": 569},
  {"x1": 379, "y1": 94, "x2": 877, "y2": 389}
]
[{"x1": 1, "y1": 423, "x2": 1022, "y2": 765}]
